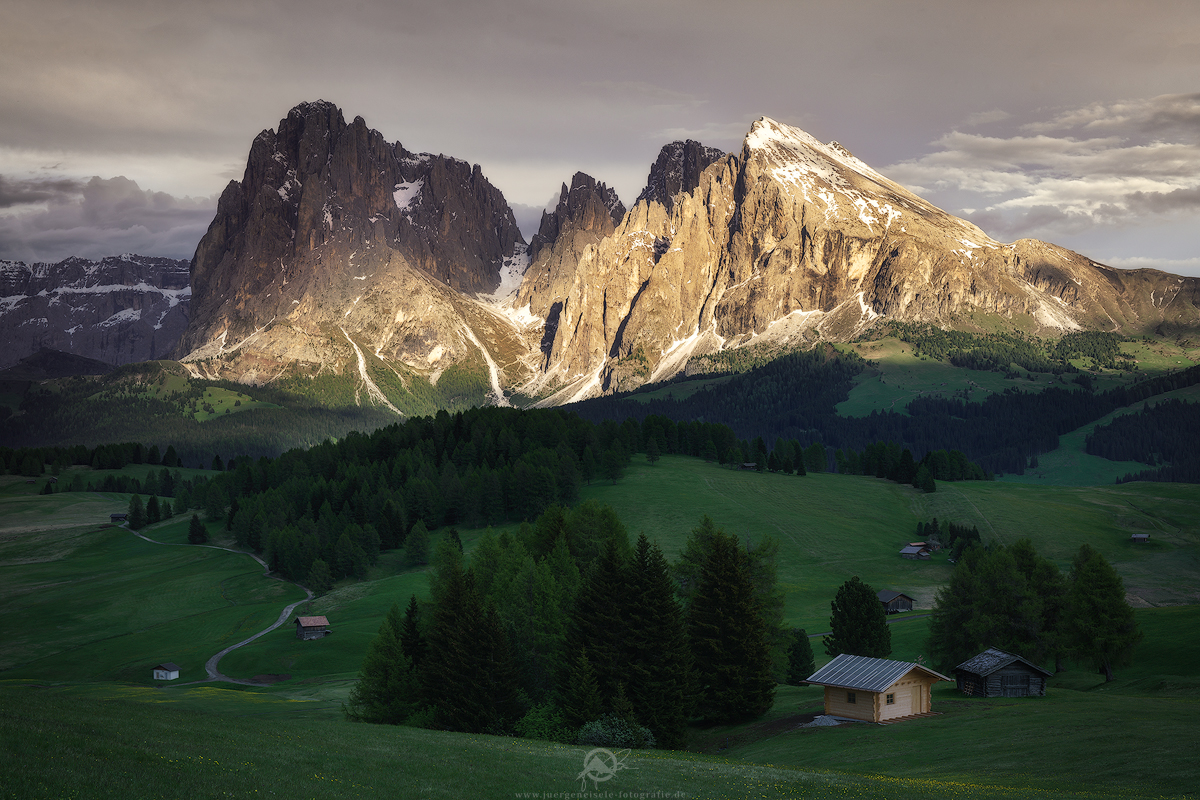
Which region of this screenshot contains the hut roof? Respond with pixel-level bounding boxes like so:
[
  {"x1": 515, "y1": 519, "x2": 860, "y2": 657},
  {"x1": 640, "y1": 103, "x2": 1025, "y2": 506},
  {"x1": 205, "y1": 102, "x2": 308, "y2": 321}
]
[
  {"x1": 876, "y1": 590, "x2": 913, "y2": 603},
  {"x1": 806, "y1": 653, "x2": 949, "y2": 692},
  {"x1": 296, "y1": 616, "x2": 329, "y2": 627},
  {"x1": 155, "y1": 662, "x2": 180, "y2": 671},
  {"x1": 954, "y1": 647, "x2": 1052, "y2": 677},
  {"x1": 899, "y1": 545, "x2": 926, "y2": 555}
]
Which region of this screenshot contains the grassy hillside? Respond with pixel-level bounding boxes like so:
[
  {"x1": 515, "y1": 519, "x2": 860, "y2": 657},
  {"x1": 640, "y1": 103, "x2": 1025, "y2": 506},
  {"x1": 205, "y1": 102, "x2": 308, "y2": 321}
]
[{"x1": 2, "y1": 462, "x2": 1198, "y2": 798}]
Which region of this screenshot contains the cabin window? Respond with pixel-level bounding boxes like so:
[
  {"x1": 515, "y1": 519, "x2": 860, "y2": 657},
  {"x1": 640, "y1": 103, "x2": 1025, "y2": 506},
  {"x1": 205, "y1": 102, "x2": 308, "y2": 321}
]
[
  {"x1": 886, "y1": 693, "x2": 895, "y2": 704},
  {"x1": 846, "y1": 691, "x2": 856, "y2": 704}
]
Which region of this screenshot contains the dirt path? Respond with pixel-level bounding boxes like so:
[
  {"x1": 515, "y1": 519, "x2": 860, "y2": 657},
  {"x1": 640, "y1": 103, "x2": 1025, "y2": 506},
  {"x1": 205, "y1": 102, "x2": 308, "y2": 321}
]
[{"x1": 128, "y1": 524, "x2": 313, "y2": 685}]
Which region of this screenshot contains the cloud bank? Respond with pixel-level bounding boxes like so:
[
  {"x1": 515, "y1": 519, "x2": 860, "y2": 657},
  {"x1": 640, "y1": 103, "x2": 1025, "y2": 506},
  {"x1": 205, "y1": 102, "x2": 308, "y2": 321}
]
[
  {"x1": 885, "y1": 94, "x2": 1200, "y2": 248},
  {"x1": 0, "y1": 176, "x2": 214, "y2": 263}
]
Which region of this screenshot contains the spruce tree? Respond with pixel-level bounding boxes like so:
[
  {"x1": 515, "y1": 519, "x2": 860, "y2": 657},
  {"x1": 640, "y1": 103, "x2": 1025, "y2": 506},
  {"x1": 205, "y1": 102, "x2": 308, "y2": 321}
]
[
  {"x1": 560, "y1": 647, "x2": 603, "y2": 730},
  {"x1": 422, "y1": 565, "x2": 521, "y2": 733},
  {"x1": 566, "y1": 537, "x2": 630, "y2": 707},
  {"x1": 824, "y1": 576, "x2": 891, "y2": 658},
  {"x1": 405, "y1": 519, "x2": 430, "y2": 566},
  {"x1": 127, "y1": 494, "x2": 146, "y2": 530},
  {"x1": 188, "y1": 513, "x2": 207, "y2": 544},
  {"x1": 345, "y1": 603, "x2": 418, "y2": 723},
  {"x1": 786, "y1": 629, "x2": 817, "y2": 685},
  {"x1": 687, "y1": 528, "x2": 775, "y2": 723},
  {"x1": 626, "y1": 534, "x2": 694, "y2": 749},
  {"x1": 146, "y1": 495, "x2": 161, "y2": 525},
  {"x1": 1063, "y1": 544, "x2": 1142, "y2": 681},
  {"x1": 400, "y1": 594, "x2": 426, "y2": 670},
  {"x1": 306, "y1": 558, "x2": 334, "y2": 594}
]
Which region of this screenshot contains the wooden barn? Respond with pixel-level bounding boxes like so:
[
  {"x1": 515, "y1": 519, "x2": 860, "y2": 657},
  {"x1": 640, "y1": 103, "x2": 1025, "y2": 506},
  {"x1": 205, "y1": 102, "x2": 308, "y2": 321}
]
[
  {"x1": 295, "y1": 615, "x2": 331, "y2": 640},
  {"x1": 152, "y1": 662, "x2": 180, "y2": 681},
  {"x1": 806, "y1": 653, "x2": 950, "y2": 723},
  {"x1": 954, "y1": 647, "x2": 1051, "y2": 697},
  {"x1": 877, "y1": 590, "x2": 915, "y2": 614},
  {"x1": 899, "y1": 544, "x2": 930, "y2": 560},
  {"x1": 1131, "y1": 533, "x2": 1150, "y2": 544}
]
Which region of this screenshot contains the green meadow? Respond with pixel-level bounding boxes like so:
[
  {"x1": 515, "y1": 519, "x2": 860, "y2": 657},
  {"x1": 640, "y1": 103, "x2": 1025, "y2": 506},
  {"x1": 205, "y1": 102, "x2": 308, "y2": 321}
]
[{"x1": 1, "y1": 459, "x2": 1198, "y2": 799}]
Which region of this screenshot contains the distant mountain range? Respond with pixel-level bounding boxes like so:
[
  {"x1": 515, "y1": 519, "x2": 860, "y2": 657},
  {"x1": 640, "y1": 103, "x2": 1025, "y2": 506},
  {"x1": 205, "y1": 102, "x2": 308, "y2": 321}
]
[
  {"x1": 0, "y1": 254, "x2": 189, "y2": 370},
  {"x1": 7, "y1": 101, "x2": 1199, "y2": 409}
]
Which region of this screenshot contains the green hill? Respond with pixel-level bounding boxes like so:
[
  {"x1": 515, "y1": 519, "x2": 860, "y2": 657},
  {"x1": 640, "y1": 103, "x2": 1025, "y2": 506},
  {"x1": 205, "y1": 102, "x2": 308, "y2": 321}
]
[{"x1": 2, "y1": 460, "x2": 1198, "y2": 799}]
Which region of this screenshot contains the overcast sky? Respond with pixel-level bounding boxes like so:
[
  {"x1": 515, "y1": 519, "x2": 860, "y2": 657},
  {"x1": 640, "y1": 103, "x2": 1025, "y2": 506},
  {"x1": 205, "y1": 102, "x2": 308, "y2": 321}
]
[{"x1": 2, "y1": 0, "x2": 1200, "y2": 275}]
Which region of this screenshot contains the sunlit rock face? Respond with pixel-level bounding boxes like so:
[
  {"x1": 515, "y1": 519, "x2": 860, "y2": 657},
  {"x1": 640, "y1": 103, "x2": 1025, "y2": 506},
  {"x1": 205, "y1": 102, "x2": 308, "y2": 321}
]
[
  {"x1": 528, "y1": 118, "x2": 1200, "y2": 400},
  {"x1": 175, "y1": 100, "x2": 533, "y2": 390},
  {"x1": 174, "y1": 104, "x2": 1199, "y2": 405},
  {"x1": 0, "y1": 255, "x2": 190, "y2": 369}
]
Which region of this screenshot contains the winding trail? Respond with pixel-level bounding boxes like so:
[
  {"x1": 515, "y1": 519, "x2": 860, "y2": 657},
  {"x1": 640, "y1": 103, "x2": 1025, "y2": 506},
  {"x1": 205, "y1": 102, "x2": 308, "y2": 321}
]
[{"x1": 128, "y1": 525, "x2": 313, "y2": 685}]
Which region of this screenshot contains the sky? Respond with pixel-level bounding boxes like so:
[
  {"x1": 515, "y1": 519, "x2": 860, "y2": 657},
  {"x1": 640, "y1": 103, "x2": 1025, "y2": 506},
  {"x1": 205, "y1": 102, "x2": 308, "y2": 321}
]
[{"x1": 2, "y1": 0, "x2": 1200, "y2": 276}]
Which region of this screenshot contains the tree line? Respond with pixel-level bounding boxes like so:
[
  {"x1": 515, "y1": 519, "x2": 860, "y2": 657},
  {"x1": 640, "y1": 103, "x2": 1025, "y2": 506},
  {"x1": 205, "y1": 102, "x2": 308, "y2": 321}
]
[
  {"x1": 346, "y1": 510, "x2": 781, "y2": 749},
  {"x1": 1086, "y1": 399, "x2": 1200, "y2": 484},
  {"x1": 927, "y1": 539, "x2": 1141, "y2": 681}
]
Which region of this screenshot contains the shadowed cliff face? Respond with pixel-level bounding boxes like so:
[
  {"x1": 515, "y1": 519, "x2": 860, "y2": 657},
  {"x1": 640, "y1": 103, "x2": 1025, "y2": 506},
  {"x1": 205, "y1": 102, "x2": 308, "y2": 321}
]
[{"x1": 174, "y1": 101, "x2": 530, "y2": 389}]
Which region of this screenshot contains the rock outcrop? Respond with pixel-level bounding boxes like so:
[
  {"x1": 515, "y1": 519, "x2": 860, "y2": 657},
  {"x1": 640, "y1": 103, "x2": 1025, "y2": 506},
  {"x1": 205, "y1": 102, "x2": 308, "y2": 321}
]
[
  {"x1": 174, "y1": 100, "x2": 534, "y2": 400},
  {"x1": 172, "y1": 106, "x2": 1200, "y2": 408},
  {"x1": 527, "y1": 118, "x2": 1200, "y2": 400},
  {"x1": 0, "y1": 255, "x2": 190, "y2": 369},
  {"x1": 635, "y1": 140, "x2": 725, "y2": 212}
]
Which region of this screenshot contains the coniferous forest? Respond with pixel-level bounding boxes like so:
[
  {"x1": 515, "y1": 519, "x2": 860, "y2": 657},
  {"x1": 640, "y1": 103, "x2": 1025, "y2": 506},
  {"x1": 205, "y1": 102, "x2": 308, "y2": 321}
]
[{"x1": 575, "y1": 352, "x2": 1200, "y2": 477}]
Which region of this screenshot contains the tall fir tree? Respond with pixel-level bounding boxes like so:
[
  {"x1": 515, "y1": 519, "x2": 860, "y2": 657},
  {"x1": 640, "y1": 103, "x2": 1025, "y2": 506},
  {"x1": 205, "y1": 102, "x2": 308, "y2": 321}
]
[
  {"x1": 785, "y1": 629, "x2": 817, "y2": 685},
  {"x1": 1063, "y1": 544, "x2": 1142, "y2": 681},
  {"x1": 127, "y1": 494, "x2": 146, "y2": 530},
  {"x1": 405, "y1": 519, "x2": 431, "y2": 566},
  {"x1": 566, "y1": 536, "x2": 631, "y2": 708},
  {"x1": 422, "y1": 560, "x2": 522, "y2": 733},
  {"x1": 625, "y1": 534, "x2": 694, "y2": 749},
  {"x1": 345, "y1": 603, "x2": 419, "y2": 723},
  {"x1": 687, "y1": 527, "x2": 775, "y2": 723},
  {"x1": 824, "y1": 576, "x2": 891, "y2": 658},
  {"x1": 400, "y1": 594, "x2": 426, "y2": 670},
  {"x1": 188, "y1": 513, "x2": 207, "y2": 544}
]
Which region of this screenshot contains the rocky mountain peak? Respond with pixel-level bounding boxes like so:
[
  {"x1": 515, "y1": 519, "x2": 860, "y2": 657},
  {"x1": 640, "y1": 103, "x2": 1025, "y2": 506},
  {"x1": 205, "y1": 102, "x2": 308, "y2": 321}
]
[
  {"x1": 635, "y1": 139, "x2": 725, "y2": 212},
  {"x1": 528, "y1": 172, "x2": 625, "y2": 262}
]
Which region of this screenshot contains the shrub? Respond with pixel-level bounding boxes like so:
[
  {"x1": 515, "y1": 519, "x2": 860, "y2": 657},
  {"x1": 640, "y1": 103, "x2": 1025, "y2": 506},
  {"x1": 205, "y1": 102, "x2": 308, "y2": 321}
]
[
  {"x1": 514, "y1": 703, "x2": 575, "y2": 744},
  {"x1": 576, "y1": 714, "x2": 656, "y2": 749}
]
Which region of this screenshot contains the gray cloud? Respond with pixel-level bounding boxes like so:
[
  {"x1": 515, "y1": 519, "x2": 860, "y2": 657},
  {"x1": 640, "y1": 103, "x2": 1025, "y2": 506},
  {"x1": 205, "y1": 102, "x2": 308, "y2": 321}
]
[
  {"x1": 0, "y1": 175, "x2": 214, "y2": 263},
  {"x1": 0, "y1": 175, "x2": 85, "y2": 209}
]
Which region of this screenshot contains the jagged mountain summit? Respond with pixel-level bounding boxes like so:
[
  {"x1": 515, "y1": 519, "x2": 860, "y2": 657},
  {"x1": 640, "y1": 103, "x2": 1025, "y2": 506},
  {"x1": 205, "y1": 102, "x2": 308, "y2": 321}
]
[
  {"x1": 174, "y1": 104, "x2": 1200, "y2": 410},
  {"x1": 175, "y1": 100, "x2": 534, "y2": 402},
  {"x1": 0, "y1": 254, "x2": 190, "y2": 369}
]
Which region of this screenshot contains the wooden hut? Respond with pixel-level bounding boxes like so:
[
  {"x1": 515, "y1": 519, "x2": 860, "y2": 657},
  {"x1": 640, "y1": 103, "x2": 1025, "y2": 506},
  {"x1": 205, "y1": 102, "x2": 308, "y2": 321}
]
[
  {"x1": 877, "y1": 590, "x2": 915, "y2": 614},
  {"x1": 110, "y1": 513, "x2": 128, "y2": 523},
  {"x1": 953, "y1": 647, "x2": 1051, "y2": 697},
  {"x1": 1131, "y1": 533, "x2": 1150, "y2": 544},
  {"x1": 806, "y1": 653, "x2": 949, "y2": 723},
  {"x1": 295, "y1": 615, "x2": 331, "y2": 640},
  {"x1": 899, "y1": 544, "x2": 930, "y2": 560},
  {"x1": 152, "y1": 662, "x2": 180, "y2": 681}
]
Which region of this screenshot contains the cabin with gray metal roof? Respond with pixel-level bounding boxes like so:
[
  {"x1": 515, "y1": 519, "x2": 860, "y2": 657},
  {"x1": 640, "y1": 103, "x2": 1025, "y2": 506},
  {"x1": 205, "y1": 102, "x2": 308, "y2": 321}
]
[
  {"x1": 806, "y1": 653, "x2": 950, "y2": 723},
  {"x1": 953, "y1": 647, "x2": 1052, "y2": 698}
]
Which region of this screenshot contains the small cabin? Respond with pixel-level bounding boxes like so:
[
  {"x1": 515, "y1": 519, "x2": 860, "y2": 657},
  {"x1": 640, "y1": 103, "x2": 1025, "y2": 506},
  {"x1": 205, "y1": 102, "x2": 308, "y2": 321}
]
[
  {"x1": 877, "y1": 590, "x2": 915, "y2": 614},
  {"x1": 1131, "y1": 533, "x2": 1150, "y2": 544},
  {"x1": 295, "y1": 615, "x2": 331, "y2": 640},
  {"x1": 110, "y1": 513, "x2": 128, "y2": 523},
  {"x1": 153, "y1": 662, "x2": 180, "y2": 681},
  {"x1": 899, "y1": 544, "x2": 930, "y2": 560},
  {"x1": 953, "y1": 647, "x2": 1051, "y2": 698},
  {"x1": 806, "y1": 653, "x2": 950, "y2": 723}
]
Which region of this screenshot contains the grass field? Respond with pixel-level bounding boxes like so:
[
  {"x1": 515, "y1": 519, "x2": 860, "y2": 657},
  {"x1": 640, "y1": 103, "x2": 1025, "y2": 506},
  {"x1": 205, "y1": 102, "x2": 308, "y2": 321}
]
[
  {"x1": 0, "y1": 506, "x2": 303, "y2": 683},
  {"x1": 2, "y1": 463, "x2": 1199, "y2": 799}
]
